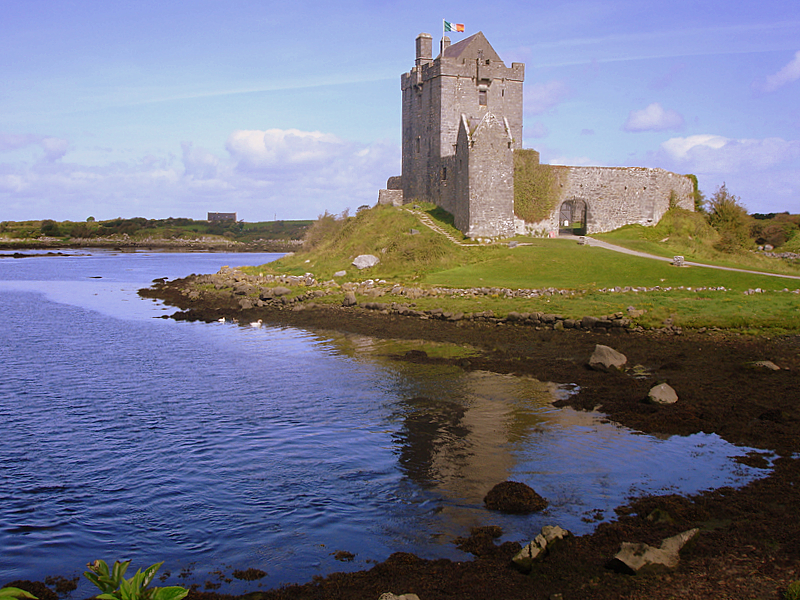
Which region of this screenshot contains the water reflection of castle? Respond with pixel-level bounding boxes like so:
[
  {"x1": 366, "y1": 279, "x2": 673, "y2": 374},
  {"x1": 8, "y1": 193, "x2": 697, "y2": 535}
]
[{"x1": 392, "y1": 371, "x2": 558, "y2": 531}]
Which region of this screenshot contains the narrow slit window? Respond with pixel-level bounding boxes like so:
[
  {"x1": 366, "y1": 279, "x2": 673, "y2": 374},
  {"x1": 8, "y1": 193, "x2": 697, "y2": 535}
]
[{"x1": 478, "y1": 90, "x2": 487, "y2": 106}]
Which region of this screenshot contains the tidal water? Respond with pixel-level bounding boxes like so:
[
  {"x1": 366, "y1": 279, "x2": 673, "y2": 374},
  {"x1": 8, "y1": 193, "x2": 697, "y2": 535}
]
[{"x1": 0, "y1": 250, "x2": 775, "y2": 594}]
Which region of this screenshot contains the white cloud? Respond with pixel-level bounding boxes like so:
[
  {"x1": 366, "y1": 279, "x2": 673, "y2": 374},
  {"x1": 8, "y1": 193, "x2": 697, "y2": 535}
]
[
  {"x1": 0, "y1": 133, "x2": 69, "y2": 161},
  {"x1": 0, "y1": 128, "x2": 400, "y2": 221},
  {"x1": 762, "y1": 50, "x2": 800, "y2": 93},
  {"x1": 226, "y1": 129, "x2": 345, "y2": 170},
  {"x1": 624, "y1": 102, "x2": 684, "y2": 132},
  {"x1": 660, "y1": 134, "x2": 800, "y2": 172},
  {"x1": 0, "y1": 173, "x2": 25, "y2": 193},
  {"x1": 0, "y1": 133, "x2": 40, "y2": 153},
  {"x1": 661, "y1": 134, "x2": 728, "y2": 160},
  {"x1": 40, "y1": 137, "x2": 69, "y2": 162},
  {"x1": 654, "y1": 134, "x2": 800, "y2": 213},
  {"x1": 524, "y1": 80, "x2": 570, "y2": 115},
  {"x1": 182, "y1": 142, "x2": 220, "y2": 180}
]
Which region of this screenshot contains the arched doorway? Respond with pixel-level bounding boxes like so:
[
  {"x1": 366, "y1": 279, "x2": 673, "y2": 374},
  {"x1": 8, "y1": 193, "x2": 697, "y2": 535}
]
[{"x1": 558, "y1": 199, "x2": 587, "y2": 236}]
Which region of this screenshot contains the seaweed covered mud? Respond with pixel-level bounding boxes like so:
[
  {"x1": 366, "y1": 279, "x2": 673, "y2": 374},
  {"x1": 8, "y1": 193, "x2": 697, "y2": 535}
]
[{"x1": 133, "y1": 271, "x2": 800, "y2": 599}]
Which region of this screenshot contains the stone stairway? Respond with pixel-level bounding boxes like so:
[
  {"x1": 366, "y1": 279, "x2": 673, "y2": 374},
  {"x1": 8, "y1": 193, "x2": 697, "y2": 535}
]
[{"x1": 404, "y1": 208, "x2": 471, "y2": 246}]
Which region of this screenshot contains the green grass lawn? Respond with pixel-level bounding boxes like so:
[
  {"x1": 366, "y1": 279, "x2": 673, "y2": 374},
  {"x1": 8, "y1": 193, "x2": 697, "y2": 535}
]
[
  {"x1": 251, "y1": 205, "x2": 800, "y2": 334},
  {"x1": 422, "y1": 240, "x2": 799, "y2": 290}
]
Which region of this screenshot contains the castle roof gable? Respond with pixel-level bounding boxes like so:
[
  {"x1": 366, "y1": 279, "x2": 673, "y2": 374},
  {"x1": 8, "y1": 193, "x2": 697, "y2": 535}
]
[{"x1": 441, "y1": 31, "x2": 504, "y2": 65}]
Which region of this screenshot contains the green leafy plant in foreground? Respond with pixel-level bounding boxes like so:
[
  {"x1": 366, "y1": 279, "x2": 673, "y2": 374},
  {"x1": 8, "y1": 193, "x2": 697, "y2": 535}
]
[
  {"x1": 785, "y1": 580, "x2": 800, "y2": 600},
  {"x1": 84, "y1": 559, "x2": 188, "y2": 600},
  {"x1": 0, "y1": 588, "x2": 37, "y2": 600}
]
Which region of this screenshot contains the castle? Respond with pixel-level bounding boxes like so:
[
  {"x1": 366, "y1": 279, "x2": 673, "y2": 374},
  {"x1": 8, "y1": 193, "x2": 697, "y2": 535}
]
[{"x1": 379, "y1": 31, "x2": 695, "y2": 238}]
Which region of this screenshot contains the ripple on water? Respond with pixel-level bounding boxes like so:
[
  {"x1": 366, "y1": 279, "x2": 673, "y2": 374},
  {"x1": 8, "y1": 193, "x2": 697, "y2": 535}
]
[{"x1": 0, "y1": 252, "x2": 777, "y2": 595}]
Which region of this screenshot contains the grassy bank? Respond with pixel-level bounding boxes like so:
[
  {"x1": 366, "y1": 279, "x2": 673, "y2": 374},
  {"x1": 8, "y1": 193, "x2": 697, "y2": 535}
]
[{"x1": 230, "y1": 204, "x2": 800, "y2": 334}]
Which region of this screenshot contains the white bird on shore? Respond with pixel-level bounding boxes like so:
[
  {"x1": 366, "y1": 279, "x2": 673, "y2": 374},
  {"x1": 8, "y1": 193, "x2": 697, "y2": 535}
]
[
  {"x1": 218, "y1": 317, "x2": 226, "y2": 323},
  {"x1": 250, "y1": 319, "x2": 263, "y2": 328}
]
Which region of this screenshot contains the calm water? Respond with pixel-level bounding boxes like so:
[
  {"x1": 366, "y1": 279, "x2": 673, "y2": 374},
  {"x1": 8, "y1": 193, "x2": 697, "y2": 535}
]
[{"x1": 0, "y1": 250, "x2": 774, "y2": 593}]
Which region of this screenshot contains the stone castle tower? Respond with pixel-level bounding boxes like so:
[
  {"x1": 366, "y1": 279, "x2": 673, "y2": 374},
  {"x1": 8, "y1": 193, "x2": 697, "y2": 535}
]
[
  {"x1": 377, "y1": 30, "x2": 695, "y2": 238},
  {"x1": 400, "y1": 31, "x2": 524, "y2": 238}
]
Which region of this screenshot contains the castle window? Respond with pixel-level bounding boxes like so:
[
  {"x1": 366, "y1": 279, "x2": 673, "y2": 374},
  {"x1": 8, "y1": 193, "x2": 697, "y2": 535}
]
[
  {"x1": 441, "y1": 167, "x2": 447, "y2": 180},
  {"x1": 479, "y1": 90, "x2": 487, "y2": 106},
  {"x1": 415, "y1": 137, "x2": 420, "y2": 153}
]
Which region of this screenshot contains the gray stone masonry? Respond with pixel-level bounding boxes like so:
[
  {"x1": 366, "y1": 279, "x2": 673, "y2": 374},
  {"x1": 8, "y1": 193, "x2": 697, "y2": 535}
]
[
  {"x1": 384, "y1": 30, "x2": 695, "y2": 238},
  {"x1": 378, "y1": 189, "x2": 404, "y2": 206},
  {"x1": 456, "y1": 113, "x2": 515, "y2": 237},
  {"x1": 515, "y1": 166, "x2": 694, "y2": 236},
  {"x1": 400, "y1": 31, "x2": 523, "y2": 234}
]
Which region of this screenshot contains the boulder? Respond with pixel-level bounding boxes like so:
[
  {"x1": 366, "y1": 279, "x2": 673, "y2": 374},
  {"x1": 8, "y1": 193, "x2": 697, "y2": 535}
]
[
  {"x1": 512, "y1": 526, "x2": 571, "y2": 573},
  {"x1": 542, "y1": 525, "x2": 570, "y2": 544},
  {"x1": 379, "y1": 595, "x2": 420, "y2": 600},
  {"x1": 484, "y1": 481, "x2": 547, "y2": 514},
  {"x1": 342, "y1": 291, "x2": 357, "y2": 307},
  {"x1": 581, "y1": 315, "x2": 600, "y2": 329},
  {"x1": 648, "y1": 383, "x2": 678, "y2": 405},
  {"x1": 353, "y1": 254, "x2": 380, "y2": 269},
  {"x1": 747, "y1": 360, "x2": 781, "y2": 371},
  {"x1": 609, "y1": 528, "x2": 699, "y2": 575},
  {"x1": 333, "y1": 270, "x2": 347, "y2": 277},
  {"x1": 512, "y1": 534, "x2": 547, "y2": 572},
  {"x1": 589, "y1": 344, "x2": 627, "y2": 372}
]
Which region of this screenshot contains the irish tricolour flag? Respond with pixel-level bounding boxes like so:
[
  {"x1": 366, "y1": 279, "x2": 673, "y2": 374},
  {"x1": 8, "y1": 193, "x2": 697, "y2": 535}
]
[{"x1": 444, "y1": 20, "x2": 465, "y2": 33}]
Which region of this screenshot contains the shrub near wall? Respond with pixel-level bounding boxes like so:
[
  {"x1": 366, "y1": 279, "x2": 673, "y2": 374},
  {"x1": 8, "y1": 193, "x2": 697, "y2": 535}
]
[{"x1": 513, "y1": 149, "x2": 563, "y2": 224}]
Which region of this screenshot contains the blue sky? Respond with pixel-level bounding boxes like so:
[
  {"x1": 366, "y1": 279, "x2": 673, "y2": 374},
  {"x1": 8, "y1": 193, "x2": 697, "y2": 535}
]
[{"x1": 1, "y1": 0, "x2": 798, "y2": 222}]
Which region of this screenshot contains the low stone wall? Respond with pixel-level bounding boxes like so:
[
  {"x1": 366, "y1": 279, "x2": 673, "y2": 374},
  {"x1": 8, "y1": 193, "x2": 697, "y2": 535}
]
[
  {"x1": 378, "y1": 189, "x2": 404, "y2": 206},
  {"x1": 519, "y1": 166, "x2": 694, "y2": 235}
]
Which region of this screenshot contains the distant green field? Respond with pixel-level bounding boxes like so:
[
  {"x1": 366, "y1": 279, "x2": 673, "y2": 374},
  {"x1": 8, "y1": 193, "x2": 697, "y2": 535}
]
[{"x1": 0, "y1": 217, "x2": 312, "y2": 243}]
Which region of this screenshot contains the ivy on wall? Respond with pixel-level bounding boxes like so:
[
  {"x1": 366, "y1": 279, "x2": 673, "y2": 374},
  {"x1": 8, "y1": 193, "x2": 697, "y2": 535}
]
[{"x1": 513, "y1": 150, "x2": 565, "y2": 223}]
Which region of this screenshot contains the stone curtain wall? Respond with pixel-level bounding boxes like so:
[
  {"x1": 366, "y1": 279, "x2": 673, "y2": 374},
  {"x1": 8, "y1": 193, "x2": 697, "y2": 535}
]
[{"x1": 517, "y1": 166, "x2": 694, "y2": 235}]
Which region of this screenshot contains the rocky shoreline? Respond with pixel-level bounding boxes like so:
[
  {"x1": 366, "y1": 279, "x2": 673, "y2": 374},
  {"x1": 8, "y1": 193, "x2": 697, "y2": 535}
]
[{"x1": 8, "y1": 271, "x2": 799, "y2": 600}]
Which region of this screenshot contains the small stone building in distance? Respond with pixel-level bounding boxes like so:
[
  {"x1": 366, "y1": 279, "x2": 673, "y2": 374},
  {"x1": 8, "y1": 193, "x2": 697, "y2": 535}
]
[
  {"x1": 207, "y1": 212, "x2": 238, "y2": 222},
  {"x1": 379, "y1": 31, "x2": 695, "y2": 238}
]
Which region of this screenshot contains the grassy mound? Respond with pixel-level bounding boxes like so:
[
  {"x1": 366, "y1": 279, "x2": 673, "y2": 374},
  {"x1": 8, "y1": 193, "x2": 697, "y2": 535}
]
[{"x1": 263, "y1": 204, "x2": 506, "y2": 281}]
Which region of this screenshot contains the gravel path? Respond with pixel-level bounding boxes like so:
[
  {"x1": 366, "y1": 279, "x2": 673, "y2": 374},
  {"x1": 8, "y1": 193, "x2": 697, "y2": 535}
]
[{"x1": 582, "y1": 236, "x2": 800, "y2": 280}]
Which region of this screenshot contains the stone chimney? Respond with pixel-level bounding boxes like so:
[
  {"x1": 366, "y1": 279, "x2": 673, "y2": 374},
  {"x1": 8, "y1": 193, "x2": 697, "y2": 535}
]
[
  {"x1": 440, "y1": 35, "x2": 451, "y2": 55},
  {"x1": 415, "y1": 32, "x2": 432, "y2": 67}
]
